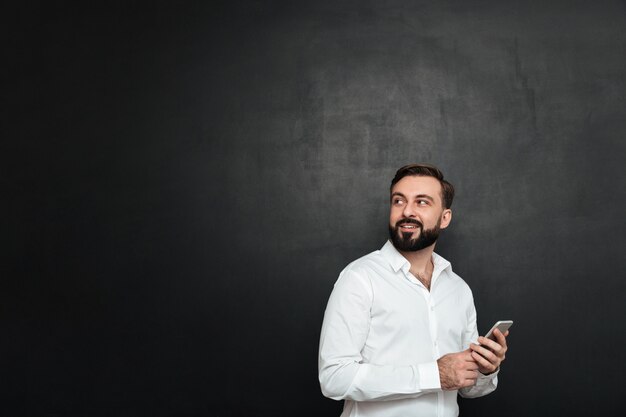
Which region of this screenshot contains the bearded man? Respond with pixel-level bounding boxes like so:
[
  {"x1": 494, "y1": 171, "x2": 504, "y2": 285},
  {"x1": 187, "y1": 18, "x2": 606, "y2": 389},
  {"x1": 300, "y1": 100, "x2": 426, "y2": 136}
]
[{"x1": 318, "y1": 164, "x2": 509, "y2": 417}]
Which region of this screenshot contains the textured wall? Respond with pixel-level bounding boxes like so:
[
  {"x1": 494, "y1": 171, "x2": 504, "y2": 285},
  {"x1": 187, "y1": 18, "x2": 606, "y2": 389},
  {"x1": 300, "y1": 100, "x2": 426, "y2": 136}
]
[{"x1": 3, "y1": 1, "x2": 625, "y2": 416}]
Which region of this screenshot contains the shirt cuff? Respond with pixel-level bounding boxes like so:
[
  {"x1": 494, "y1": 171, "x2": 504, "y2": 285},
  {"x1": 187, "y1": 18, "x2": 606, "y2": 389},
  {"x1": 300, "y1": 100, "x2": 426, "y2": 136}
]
[
  {"x1": 477, "y1": 367, "x2": 499, "y2": 381},
  {"x1": 417, "y1": 361, "x2": 441, "y2": 391}
]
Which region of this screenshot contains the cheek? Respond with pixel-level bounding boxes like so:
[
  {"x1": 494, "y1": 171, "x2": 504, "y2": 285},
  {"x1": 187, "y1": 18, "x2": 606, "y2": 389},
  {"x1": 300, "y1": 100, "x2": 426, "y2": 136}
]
[
  {"x1": 428, "y1": 216, "x2": 441, "y2": 228},
  {"x1": 389, "y1": 209, "x2": 400, "y2": 224}
]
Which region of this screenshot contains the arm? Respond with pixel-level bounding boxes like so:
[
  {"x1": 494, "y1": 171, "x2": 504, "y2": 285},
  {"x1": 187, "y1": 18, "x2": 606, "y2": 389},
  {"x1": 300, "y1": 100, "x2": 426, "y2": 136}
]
[{"x1": 318, "y1": 269, "x2": 441, "y2": 402}]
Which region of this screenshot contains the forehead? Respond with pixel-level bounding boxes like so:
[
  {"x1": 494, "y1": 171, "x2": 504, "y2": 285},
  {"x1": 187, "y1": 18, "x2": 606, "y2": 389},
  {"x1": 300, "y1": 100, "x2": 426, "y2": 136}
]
[{"x1": 391, "y1": 175, "x2": 443, "y2": 203}]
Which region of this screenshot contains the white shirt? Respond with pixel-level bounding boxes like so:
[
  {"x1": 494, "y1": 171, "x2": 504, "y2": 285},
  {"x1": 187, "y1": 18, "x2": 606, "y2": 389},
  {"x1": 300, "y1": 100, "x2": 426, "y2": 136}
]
[{"x1": 318, "y1": 241, "x2": 498, "y2": 417}]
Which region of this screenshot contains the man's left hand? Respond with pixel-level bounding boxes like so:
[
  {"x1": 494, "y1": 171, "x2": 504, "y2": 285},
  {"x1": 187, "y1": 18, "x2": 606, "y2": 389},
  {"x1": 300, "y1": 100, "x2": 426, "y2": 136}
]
[{"x1": 469, "y1": 329, "x2": 509, "y2": 375}]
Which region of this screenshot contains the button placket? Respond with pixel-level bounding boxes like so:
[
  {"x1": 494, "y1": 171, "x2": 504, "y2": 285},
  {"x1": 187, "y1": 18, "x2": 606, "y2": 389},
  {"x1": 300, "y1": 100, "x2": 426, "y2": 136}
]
[{"x1": 422, "y1": 290, "x2": 439, "y2": 358}]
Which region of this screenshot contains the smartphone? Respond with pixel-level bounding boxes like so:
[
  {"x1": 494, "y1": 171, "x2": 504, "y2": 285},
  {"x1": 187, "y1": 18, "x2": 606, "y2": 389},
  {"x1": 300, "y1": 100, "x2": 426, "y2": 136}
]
[{"x1": 484, "y1": 320, "x2": 513, "y2": 341}]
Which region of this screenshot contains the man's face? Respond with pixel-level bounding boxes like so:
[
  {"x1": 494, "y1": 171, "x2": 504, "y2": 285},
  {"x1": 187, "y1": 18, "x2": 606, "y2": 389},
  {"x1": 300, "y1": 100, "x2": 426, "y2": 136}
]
[{"x1": 388, "y1": 175, "x2": 452, "y2": 252}]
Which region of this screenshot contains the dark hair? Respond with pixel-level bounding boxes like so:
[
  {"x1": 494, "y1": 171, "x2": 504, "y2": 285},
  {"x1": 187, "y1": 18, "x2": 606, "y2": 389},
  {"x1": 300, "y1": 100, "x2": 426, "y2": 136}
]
[{"x1": 390, "y1": 163, "x2": 455, "y2": 209}]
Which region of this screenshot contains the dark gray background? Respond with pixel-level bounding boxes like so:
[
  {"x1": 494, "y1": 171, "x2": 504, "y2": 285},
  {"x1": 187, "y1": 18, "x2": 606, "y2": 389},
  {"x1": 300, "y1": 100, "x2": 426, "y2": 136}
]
[{"x1": 3, "y1": 1, "x2": 625, "y2": 416}]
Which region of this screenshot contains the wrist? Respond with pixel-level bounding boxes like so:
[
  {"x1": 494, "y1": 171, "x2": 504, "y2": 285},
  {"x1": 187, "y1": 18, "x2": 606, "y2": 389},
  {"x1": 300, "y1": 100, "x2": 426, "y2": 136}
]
[{"x1": 480, "y1": 366, "x2": 499, "y2": 376}]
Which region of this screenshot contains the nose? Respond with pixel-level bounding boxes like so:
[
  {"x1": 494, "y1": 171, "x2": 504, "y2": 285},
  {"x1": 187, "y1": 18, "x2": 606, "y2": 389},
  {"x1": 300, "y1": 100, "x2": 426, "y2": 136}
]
[{"x1": 402, "y1": 201, "x2": 417, "y2": 218}]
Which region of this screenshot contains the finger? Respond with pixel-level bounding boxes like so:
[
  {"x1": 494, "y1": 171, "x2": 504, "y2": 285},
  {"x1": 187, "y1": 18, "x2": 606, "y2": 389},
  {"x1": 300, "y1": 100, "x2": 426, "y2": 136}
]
[
  {"x1": 477, "y1": 336, "x2": 498, "y2": 350},
  {"x1": 471, "y1": 350, "x2": 498, "y2": 371},
  {"x1": 461, "y1": 370, "x2": 478, "y2": 380},
  {"x1": 462, "y1": 378, "x2": 477, "y2": 388},
  {"x1": 489, "y1": 333, "x2": 508, "y2": 356},
  {"x1": 474, "y1": 352, "x2": 502, "y2": 374},
  {"x1": 471, "y1": 342, "x2": 498, "y2": 361},
  {"x1": 493, "y1": 329, "x2": 509, "y2": 347},
  {"x1": 460, "y1": 379, "x2": 475, "y2": 388},
  {"x1": 477, "y1": 336, "x2": 502, "y2": 353}
]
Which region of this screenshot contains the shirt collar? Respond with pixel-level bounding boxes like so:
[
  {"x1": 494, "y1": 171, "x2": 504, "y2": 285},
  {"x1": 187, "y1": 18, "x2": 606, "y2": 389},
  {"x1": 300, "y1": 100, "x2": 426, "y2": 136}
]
[
  {"x1": 380, "y1": 240, "x2": 452, "y2": 275},
  {"x1": 380, "y1": 240, "x2": 411, "y2": 273}
]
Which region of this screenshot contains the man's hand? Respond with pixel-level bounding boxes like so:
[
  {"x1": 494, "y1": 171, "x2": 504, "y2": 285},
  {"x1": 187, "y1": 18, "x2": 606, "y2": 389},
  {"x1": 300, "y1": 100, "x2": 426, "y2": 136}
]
[
  {"x1": 469, "y1": 329, "x2": 509, "y2": 375},
  {"x1": 437, "y1": 349, "x2": 479, "y2": 390}
]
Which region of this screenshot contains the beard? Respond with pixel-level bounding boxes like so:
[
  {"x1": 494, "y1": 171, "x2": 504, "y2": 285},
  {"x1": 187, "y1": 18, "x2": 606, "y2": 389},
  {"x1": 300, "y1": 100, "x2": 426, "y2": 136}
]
[{"x1": 388, "y1": 218, "x2": 441, "y2": 252}]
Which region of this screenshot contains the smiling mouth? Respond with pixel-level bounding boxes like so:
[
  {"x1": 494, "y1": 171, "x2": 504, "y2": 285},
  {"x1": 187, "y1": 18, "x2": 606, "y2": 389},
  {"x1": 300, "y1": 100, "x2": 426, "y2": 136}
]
[{"x1": 397, "y1": 221, "x2": 422, "y2": 232}]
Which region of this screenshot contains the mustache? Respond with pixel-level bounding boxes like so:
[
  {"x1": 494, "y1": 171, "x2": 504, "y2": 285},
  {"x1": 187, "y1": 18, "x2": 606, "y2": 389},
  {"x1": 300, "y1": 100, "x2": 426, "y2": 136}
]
[{"x1": 395, "y1": 218, "x2": 423, "y2": 229}]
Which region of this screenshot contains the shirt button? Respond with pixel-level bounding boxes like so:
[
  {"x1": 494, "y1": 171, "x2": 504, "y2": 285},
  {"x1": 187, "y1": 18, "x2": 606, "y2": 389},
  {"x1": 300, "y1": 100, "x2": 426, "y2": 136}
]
[
  {"x1": 434, "y1": 341, "x2": 438, "y2": 346},
  {"x1": 430, "y1": 306, "x2": 434, "y2": 311}
]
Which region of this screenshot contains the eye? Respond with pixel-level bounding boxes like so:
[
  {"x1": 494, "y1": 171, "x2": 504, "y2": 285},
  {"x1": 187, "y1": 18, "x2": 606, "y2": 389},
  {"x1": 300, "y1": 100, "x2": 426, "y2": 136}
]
[
  {"x1": 417, "y1": 199, "x2": 429, "y2": 206},
  {"x1": 392, "y1": 198, "x2": 405, "y2": 206}
]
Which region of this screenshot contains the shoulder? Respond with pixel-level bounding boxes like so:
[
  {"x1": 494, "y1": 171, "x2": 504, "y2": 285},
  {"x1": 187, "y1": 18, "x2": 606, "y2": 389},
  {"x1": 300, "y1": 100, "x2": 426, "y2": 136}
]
[
  {"x1": 447, "y1": 269, "x2": 474, "y2": 297},
  {"x1": 434, "y1": 252, "x2": 474, "y2": 299},
  {"x1": 332, "y1": 249, "x2": 389, "y2": 294},
  {"x1": 338, "y1": 249, "x2": 389, "y2": 280}
]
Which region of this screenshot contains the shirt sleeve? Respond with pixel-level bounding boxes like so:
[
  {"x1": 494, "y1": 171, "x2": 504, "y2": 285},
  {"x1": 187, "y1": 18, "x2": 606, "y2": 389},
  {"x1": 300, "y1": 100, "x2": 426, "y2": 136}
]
[
  {"x1": 458, "y1": 296, "x2": 498, "y2": 398},
  {"x1": 318, "y1": 268, "x2": 442, "y2": 402}
]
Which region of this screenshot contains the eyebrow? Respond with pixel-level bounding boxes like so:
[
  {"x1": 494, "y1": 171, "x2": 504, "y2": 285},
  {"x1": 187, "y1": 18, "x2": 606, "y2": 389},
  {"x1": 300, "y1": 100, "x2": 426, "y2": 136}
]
[
  {"x1": 390, "y1": 192, "x2": 435, "y2": 202},
  {"x1": 391, "y1": 192, "x2": 406, "y2": 201},
  {"x1": 414, "y1": 194, "x2": 435, "y2": 202}
]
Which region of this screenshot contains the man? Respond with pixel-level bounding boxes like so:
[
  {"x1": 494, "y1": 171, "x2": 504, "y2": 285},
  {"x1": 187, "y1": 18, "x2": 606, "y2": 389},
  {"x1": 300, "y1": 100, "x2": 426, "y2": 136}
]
[{"x1": 318, "y1": 164, "x2": 509, "y2": 417}]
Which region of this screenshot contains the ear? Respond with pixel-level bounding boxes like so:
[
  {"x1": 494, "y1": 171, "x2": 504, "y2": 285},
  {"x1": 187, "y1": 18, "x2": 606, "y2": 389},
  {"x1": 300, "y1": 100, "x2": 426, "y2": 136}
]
[{"x1": 439, "y1": 209, "x2": 452, "y2": 229}]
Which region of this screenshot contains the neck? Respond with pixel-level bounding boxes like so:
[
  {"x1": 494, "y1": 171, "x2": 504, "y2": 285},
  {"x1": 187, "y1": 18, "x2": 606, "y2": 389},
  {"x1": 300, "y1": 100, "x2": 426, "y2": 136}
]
[
  {"x1": 398, "y1": 244, "x2": 435, "y2": 271},
  {"x1": 398, "y1": 244, "x2": 436, "y2": 288}
]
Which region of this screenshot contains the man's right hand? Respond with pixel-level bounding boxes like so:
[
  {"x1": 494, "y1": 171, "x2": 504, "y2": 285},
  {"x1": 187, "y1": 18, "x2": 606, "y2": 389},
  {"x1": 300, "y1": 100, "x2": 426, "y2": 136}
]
[{"x1": 437, "y1": 350, "x2": 479, "y2": 390}]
